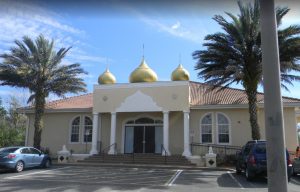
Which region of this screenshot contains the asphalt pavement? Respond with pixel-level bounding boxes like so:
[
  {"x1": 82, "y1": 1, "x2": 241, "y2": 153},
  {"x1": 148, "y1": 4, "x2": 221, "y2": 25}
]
[{"x1": 0, "y1": 165, "x2": 299, "y2": 192}]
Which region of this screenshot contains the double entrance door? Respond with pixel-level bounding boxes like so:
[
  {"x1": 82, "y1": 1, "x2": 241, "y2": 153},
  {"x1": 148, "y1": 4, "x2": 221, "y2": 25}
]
[{"x1": 124, "y1": 126, "x2": 162, "y2": 154}]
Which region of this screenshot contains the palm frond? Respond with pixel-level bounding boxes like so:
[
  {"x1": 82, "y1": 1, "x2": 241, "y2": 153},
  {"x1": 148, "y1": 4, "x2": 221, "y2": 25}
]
[{"x1": 0, "y1": 34, "x2": 87, "y2": 103}]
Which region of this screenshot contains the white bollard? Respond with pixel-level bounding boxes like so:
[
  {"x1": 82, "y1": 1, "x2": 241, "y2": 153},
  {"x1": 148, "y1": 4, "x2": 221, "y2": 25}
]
[
  {"x1": 205, "y1": 147, "x2": 217, "y2": 167},
  {"x1": 57, "y1": 145, "x2": 70, "y2": 164}
]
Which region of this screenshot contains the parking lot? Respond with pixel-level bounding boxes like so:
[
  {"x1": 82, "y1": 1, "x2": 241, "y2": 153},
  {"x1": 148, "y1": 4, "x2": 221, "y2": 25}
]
[{"x1": 0, "y1": 165, "x2": 299, "y2": 192}]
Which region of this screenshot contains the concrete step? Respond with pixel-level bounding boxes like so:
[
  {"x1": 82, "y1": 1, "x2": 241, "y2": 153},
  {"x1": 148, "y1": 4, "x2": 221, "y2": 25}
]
[
  {"x1": 79, "y1": 154, "x2": 195, "y2": 166},
  {"x1": 78, "y1": 160, "x2": 194, "y2": 166},
  {"x1": 88, "y1": 157, "x2": 189, "y2": 161}
]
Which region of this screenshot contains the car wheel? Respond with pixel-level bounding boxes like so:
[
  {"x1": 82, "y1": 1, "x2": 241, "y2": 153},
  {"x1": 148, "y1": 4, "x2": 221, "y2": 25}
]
[
  {"x1": 43, "y1": 159, "x2": 51, "y2": 168},
  {"x1": 236, "y1": 163, "x2": 242, "y2": 175},
  {"x1": 15, "y1": 161, "x2": 24, "y2": 173},
  {"x1": 245, "y1": 167, "x2": 254, "y2": 181}
]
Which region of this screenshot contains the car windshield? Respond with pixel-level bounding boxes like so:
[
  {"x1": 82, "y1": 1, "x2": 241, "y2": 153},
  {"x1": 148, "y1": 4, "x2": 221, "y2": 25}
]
[
  {"x1": 255, "y1": 143, "x2": 266, "y2": 154},
  {"x1": 0, "y1": 147, "x2": 20, "y2": 153}
]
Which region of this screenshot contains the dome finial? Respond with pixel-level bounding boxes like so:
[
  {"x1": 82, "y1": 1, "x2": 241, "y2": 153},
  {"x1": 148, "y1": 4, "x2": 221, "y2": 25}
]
[
  {"x1": 104, "y1": 58, "x2": 110, "y2": 73},
  {"x1": 171, "y1": 56, "x2": 190, "y2": 81},
  {"x1": 98, "y1": 60, "x2": 116, "y2": 85},
  {"x1": 106, "y1": 58, "x2": 109, "y2": 71},
  {"x1": 129, "y1": 55, "x2": 158, "y2": 83},
  {"x1": 142, "y1": 44, "x2": 145, "y2": 59}
]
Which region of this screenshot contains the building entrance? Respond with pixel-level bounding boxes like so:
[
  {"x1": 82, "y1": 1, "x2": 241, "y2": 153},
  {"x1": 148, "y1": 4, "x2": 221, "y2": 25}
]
[
  {"x1": 124, "y1": 117, "x2": 163, "y2": 154},
  {"x1": 133, "y1": 126, "x2": 155, "y2": 153}
]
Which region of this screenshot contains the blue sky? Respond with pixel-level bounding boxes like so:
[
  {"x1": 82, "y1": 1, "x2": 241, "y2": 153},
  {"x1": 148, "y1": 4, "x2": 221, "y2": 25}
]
[{"x1": 0, "y1": 0, "x2": 300, "y2": 107}]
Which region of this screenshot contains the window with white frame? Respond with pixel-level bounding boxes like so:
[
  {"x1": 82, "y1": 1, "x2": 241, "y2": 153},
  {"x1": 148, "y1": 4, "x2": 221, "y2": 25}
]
[
  {"x1": 201, "y1": 113, "x2": 213, "y2": 143},
  {"x1": 217, "y1": 113, "x2": 230, "y2": 143},
  {"x1": 71, "y1": 117, "x2": 80, "y2": 143},
  {"x1": 84, "y1": 116, "x2": 93, "y2": 142}
]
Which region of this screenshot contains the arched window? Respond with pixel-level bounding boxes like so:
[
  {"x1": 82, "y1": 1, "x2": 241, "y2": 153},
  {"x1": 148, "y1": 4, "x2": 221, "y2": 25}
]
[
  {"x1": 83, "y1": 116, "x2": 93, "y2": 142},
  {"x1": 71, "y1": 117, "x2": 80, "y2": 143},
  {"x1": 200, "y1": 113, "x2": 212, "y2": 143},
  {"x1": 135, "y1": 117, "x2": 155, "y2": 124},
  {"x1": 125, "y1": 117, "x2": 163, "y2": 125},
  {"x1": 217, "y1": 113, "x2": 230, "y2": 144}
]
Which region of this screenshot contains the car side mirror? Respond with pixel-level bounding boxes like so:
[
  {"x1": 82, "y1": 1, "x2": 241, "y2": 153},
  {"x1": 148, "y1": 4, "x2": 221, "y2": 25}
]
[{"x1": 39, "y1": 152, "x2": 42, "y2": 156}]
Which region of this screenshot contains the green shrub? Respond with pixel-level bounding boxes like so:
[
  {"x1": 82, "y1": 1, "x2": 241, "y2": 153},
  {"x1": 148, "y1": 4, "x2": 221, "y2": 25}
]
[{"x1": 0, "y1": 123, "x2": 25, "y2": 147}]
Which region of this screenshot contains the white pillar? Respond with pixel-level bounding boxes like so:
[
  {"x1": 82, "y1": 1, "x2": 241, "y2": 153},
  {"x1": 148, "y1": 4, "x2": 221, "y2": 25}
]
[
  {"x1": 90, "y1": 113, "x2": 99, "y2": 155},
  {"x1": 260, "y1": 1, "x2": 288, "y2": 191},
  {"x1": 108, "y1": 112, "x2": 117, "y2": 154},
  {"x1": 163, "y1": 111, "x2": 171, "y2": 155},
  {"x1": 182, "y1": 111, "x2": 192, "y2": 157}
]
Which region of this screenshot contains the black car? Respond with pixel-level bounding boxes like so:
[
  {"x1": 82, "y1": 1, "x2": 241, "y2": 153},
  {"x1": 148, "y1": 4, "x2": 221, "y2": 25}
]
[
  {"x1": 292, "y1": 156, "x2": 300, "y2": 176},
  {"x1": 236, "y1": 140, "x2": 293, "y2": 181}
]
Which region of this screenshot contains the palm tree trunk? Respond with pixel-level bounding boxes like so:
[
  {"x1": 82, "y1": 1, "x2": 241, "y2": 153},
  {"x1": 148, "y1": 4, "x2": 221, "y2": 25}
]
[
  {"x1": 33, "y1": 91, "x2": 45, "y2": 149},
  {"x1": 246, "y1": 88, "x2": 261, "y2": 140}
]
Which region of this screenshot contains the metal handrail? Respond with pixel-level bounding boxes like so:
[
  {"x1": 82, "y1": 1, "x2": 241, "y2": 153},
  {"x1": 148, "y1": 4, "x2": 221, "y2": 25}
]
[
  {"x1": 190, "y1": 142, "x2": 241, "y2": 156},
  {"x1": 101, "y1": 143, "x2": 117, "y2": 161},
  {"x1": 97, "y1": 141, "x2": 102, "y2": 154},
  {"x1": 131, "y1": 145, "x2": 140, "y2": 163},
  {"x1": 161, "y1": 144, "x2": 168, "y2": 164},
  {"x1": 190, "y1": 142, "x2": 241, "y2": 149}
]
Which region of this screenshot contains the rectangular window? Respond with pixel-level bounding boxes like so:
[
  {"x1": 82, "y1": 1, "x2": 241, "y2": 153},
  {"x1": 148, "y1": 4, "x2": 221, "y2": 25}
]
[
  {"x1": 71, "y1": 125, "x2": 80, "y2": 142},
  {"x1": 201, "y1": 114, "x2": 213, "y2": 144},
  {"x1": 202, "y1": 134, "x2": 212, "y2": 143},
  {"x1": 218, "y1": 134, "x2": 229, "y2": 143},
  {"x1": 218, "y1": 124, "x2": 229, "y2": 143},
  {"x1": 84, "y1": 126, "x2": 92, "y2": 142},
  {"x1": 201, "y1": 125, "x2": 212, "y2": 143}
]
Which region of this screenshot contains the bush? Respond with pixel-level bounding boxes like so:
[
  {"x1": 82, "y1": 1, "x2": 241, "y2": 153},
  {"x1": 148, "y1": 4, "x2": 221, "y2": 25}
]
[{"x1": 0, "y1": 123, "x2": 25, "y2": 147}]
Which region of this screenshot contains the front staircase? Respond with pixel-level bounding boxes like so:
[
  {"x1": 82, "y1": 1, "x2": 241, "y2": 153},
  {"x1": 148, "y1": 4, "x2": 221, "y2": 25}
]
[{"x1": 78, "y1": 153, "x2": 195, "y2": 166}]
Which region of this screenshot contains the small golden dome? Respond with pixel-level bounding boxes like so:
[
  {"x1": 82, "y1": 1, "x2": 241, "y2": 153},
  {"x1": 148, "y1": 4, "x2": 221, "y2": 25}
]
[
  {"x1": 129, "y1": 58, "x2": 158, "y2": 83},
  {"x1": 171, "y1": 64, "x2": 190, "y2": 81},
  {"x1": 98, "y1": 69, "x2": 116, "y2": 84}
]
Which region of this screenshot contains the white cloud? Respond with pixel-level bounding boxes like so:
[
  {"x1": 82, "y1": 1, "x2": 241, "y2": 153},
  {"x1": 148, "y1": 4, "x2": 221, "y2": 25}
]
[
  {"x1": 171, "y1": 21, "x2": 181, "y2": 30},
  {"x1": 70, "y1": 55, "x2": 107, "y2": 64},
  {"x1": 121, "y1": 6, "x2": 207, "y2": 44},
  {"x1": 0, "y1": 0, "x2": 111, "y2": 68},
  {"x1": 0, "y1": 0, "x2": 82, "y2": 35},
  {"x1": 0, "y1": 0, "x2": 82, "y2": 54},
  {"x1": 139, "y1": 15, "x2": 205, "y2": 43}
]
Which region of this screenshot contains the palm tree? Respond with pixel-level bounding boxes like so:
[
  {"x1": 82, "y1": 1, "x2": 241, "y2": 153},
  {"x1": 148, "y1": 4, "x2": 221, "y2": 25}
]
[
  {"x1": 193, "y1": 0, "x2": 300, "y2": 140},
  {"x1": 0, "y1": 35, "x2": 87, "y2": 149}
]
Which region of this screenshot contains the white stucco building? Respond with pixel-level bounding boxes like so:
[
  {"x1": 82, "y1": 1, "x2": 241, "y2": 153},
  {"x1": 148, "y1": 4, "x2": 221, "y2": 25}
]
[{"x1": 24, "y1": 58, "x2": 300, "y2": 157}]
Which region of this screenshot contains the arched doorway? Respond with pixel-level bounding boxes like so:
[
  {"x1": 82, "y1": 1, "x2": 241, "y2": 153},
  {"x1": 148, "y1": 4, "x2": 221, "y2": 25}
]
[{"x1": 124, "y1": 117, "x2": 163, "y2": 154}]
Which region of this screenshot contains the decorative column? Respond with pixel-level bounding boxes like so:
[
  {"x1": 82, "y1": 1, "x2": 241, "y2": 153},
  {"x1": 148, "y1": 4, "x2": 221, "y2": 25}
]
[
  {"x1": 90, "y1": 113, "x2": 99, "y2": 155},
  {"x1": 182, "y1": 110, "x2": 192, "y2": 157},
  {"x1": 163, "y1": 111, "x2": 171, "y2": 155},
  {"x1": 108, "y1": 112, "x2": 117, "y2": 154}
]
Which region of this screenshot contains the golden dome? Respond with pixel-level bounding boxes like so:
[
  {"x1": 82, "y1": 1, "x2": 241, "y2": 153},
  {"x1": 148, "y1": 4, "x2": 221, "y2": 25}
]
[
  {"x1": 171, "y1": 64, "x2": 190, "y2": 81},
  {"x1": 98, "y1": 69, "x2": 116, "y2": 84},
  {"x1": 129, "y1": 58, "x2": 158, "y2": 83}
]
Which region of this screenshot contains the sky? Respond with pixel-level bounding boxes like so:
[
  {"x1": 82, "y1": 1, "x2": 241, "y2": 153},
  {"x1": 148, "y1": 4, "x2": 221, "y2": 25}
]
[{"x1": 0, "y1": 0, "x2": 300, "y2": 108}]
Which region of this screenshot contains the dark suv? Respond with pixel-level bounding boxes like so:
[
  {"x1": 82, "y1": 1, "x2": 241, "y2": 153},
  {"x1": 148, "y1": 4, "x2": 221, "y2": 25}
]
[{"x1": 236, "y1": 140, "x2": 293, "y2": 181}]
